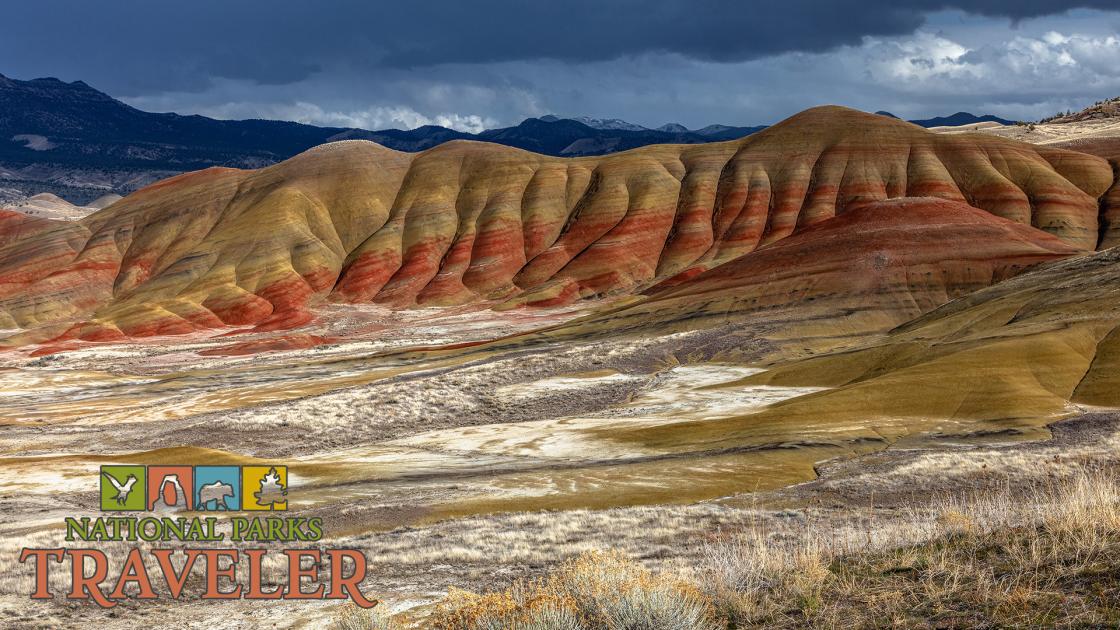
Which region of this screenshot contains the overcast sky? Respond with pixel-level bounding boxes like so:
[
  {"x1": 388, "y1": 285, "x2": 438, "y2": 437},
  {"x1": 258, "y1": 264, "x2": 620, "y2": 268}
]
[{"x1": 4, "y1": 1, "x2": 1120, "y2": 131}]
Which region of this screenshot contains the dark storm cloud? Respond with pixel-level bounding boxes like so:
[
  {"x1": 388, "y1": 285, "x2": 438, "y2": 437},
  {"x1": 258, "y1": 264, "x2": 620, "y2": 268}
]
[{"x1": 0, "y1": 0, "x2": 1112, "y2": 93}]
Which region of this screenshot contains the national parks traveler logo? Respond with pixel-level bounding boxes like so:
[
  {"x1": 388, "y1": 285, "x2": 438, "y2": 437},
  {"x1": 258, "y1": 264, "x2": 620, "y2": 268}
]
[
  {"x1": 100, "y1": 464, "x2": 287, "y2": 512},
  {"x1": 24, "y1": 462, "x2": 377, "y2": 609}
]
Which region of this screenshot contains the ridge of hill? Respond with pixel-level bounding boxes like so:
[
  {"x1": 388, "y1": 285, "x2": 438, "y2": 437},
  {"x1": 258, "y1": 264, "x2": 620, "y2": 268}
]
[{"x1": 0, "y1": 106, "x2": 1110, "y2": 346}]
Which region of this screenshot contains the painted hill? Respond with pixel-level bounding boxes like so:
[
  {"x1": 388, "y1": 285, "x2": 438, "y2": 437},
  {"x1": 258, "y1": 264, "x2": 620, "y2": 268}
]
[
  {"x1": 0, "y1": 209, "x2": 61, "y2": 249},
  {"x1": 2, "y1": 192, "x2": 107, "y2": 220},
  {"x1": 1056, "y1": 137, "x2": 1120, "y2": 251},
  {"x1": 0, "y1": 106, "x2": 1111, "y2": 345},
  {"x1": 558, "y1": 199, "x2": 1107, "y2": 454},
  {"x1": 925, "y1": 97, "x2": 1120, "y2": 254},
  {"x1": 544, "y1": 197, "x2": 1082, "y2": 360},
  {"x1": 706, "y1": 241, "x2": 1120, "y2": 442},
  {"x1": 641, "y1": 197, "x2": 1079, "y2": 334}
]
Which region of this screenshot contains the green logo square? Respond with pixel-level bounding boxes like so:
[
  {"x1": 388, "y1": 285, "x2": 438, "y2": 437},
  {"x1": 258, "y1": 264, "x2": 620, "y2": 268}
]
[{"x1": 100, "y1": 465, "x2": 146, "y2": 511}]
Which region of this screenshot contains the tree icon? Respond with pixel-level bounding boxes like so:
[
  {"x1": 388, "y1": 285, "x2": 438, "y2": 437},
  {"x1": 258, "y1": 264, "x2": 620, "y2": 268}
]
[{"x1": 253, "y1": 467, "x2": 288, "y2": 510}]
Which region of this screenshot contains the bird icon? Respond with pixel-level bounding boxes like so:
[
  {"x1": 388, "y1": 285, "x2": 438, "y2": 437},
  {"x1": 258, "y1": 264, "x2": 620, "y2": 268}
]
[{"x1": 102, "y1": 471, "x2": 138, "y2": 506}]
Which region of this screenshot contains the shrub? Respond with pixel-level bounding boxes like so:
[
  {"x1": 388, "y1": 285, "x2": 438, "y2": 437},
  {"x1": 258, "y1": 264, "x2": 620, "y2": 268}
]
[
  {"x1": 426, "y1": 472, "x2": 1120, "y2": 628},
  {"x1": 332, "y1": 604, "x2": 399, "y2": 630},
  {"x1": 429, "y1": 551, "x2": 718, "y2": 630},
  {"x1": 697, "y1": 471, "x2": 1120, "y2": 627}
]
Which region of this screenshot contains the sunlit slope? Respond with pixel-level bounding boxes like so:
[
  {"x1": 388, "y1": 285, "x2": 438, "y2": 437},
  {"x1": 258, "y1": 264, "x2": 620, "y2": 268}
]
[
  {"x1": 0, "y1": 106, "x2": 1110, "y2": 342},
  {"x1": 544, "y1": 197, "x2": 1081, "y2": 357},
  {"x1": 692, "y1": 244, "x2": 1120, "y2": 443},
  {"x1": 0, "y1": 209, "x2": 74, "y2": 249},
  {"x1": 1050, "y1": 137, "x2": 1120, "y2": 250}
]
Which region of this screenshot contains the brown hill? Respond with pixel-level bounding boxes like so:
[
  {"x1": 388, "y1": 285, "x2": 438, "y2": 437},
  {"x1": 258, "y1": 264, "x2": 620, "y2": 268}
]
[
  {"x1": 0, "y1": 106, "x2": 1111, "y2": 343},
  {"x1": 592, "y1": 232, "x2": 1120, "y2": 456},
  {"x1": 0, "y1": 209, "x2": 69, "y2": 249},
  {"x1": 1043, "y1": 97, "x2": 1120, "y2": 124},
  {"x1": 1046, "y1": 138, "x2": 1120, "y2": 250},
  {"x1": 3, "y1": 192, "x2": 100, "y2": 221},
  {"x1": 544, "y1": 197, "x2": 1081, "y2": 358},
  {"x1": 688, "y1": 242, "x2": 1120, "y2": 445},
  {"x1": 652, "y1": 195, "x2": 1077, "y2": 324},
  {"x1": 938, "y1": 98, "x2": 1120, "y2": 249}
]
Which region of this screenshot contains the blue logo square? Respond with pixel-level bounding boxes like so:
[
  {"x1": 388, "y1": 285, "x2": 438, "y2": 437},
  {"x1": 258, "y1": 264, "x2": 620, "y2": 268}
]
[{"x1": 193, "y1": 466, "x2": 241, "y2": 511}]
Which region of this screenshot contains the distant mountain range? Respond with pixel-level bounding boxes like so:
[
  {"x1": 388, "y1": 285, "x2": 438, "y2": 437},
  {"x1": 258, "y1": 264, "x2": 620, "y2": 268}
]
[
  {"x1": 0, "y1": 72, "x2": 1018, "y2": 204},
  {"x1": 536, "y1": 114, "x2": 764, "y2": 140},
  {"x1": 875, "y1": 110, "x2": 1018, "y2": 127},
  {"x1": 0, "y1": 72, "x2": 765, "y2": 168}
]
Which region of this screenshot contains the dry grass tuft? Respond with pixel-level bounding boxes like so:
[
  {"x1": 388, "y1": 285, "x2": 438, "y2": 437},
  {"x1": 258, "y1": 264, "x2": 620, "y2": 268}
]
[
  {"x1": 699, "y1": 472, "x2": 1120, "y2": 627},
  {"x1": 424, "y1": 471, "x2": 1120, "y2": 628},
  {"x1": 332, "y1": 604, "x2": 400, "y2": 630},
  {"x1": 427, "y1": 550, "x2": 719, "y2": 630}
]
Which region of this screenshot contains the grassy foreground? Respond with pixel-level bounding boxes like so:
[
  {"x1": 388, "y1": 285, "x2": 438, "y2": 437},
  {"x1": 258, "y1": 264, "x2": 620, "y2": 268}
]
[{"x1": 336, "y1": 471, "x2": 1120, "y2": 629}]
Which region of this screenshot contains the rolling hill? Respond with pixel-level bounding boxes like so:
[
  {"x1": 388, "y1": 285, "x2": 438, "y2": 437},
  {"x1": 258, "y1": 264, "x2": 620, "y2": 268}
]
[
  {"x1": 0, "y1": 106, "x2": 1111, "y2": 348},
  {"x1": 689, "y1": 241, "x2": 1120, "y2": 442}
]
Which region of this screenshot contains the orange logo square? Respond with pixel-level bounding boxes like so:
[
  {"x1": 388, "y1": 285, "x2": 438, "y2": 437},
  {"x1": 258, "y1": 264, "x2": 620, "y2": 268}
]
[{"x1": 147, "y1": 466, "x2": 194, "y2": 511}]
